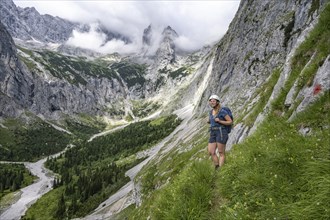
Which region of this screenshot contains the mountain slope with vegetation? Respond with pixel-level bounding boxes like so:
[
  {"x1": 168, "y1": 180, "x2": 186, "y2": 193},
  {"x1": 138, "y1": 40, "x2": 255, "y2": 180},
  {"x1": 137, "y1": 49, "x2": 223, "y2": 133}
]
[
  {"x1": 114, "y1": 3, "x2": 330, "y2": 219},
  {"x1": 123, "y1": 93, "x2": 329, "y2": 220},
  {"x1": 0, "y1": 0, "x2": 329, "y2": 219},
  {"x1": 21, "y1": 115, "x2": 181, "y2": 219}
]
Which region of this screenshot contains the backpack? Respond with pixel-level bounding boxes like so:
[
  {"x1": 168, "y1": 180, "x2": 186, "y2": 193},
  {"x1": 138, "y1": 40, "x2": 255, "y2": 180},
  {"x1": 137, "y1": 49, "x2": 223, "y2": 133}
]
[
  {"x1": 221, "y1": 107, "x2": 234, "y2": 133},
  {"x1": 209, "y1": 107, "x2": 234, "y2": 133}
]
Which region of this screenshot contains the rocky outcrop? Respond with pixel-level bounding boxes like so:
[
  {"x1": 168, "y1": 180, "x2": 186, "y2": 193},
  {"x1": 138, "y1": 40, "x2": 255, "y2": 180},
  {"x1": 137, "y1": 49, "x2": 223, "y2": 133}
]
[
  {"x1": 155, "y1": 26, "x2": 179, "y2": 66},
  {"x1": 289, "y1": 55, "x2": 330, "y2": 120},
  {"x1": 142, "y1": 25, "x2": 152, "y2": 47},
  {"x1": 202, "y1": 0, "x2": 324, "y2": 110},
  {"x1": 196, "y1": 0, "x2": 328, "y2": 147},
  {"x1": 0, "y1": 0, "x2": 76, "y2": 43},
  {"x1": 0, "y1": 21, "x2": 34, "y2": 117}
]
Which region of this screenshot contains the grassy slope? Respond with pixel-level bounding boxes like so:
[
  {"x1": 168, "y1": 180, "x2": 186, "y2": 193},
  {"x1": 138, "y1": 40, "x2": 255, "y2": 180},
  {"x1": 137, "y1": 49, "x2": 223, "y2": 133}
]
[
  {"x1": 213, "y1": 93, "x2": 329, "y2": 219},
  {"x1": 126, "y1": 89, "x2": 329, "y2": 220},
  {"x1": 121, "y1": 3, "x2": 330, "y2": 220}
]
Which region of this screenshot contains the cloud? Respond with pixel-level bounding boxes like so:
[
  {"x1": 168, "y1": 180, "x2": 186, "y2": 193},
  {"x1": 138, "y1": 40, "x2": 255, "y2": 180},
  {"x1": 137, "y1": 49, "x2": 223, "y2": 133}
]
[
  {"x1": 14, "y1": 0, "x2": 240, "y2": 54},
  {"x1": 65, "y1": 23, "x2": 140, "y2": 54}
]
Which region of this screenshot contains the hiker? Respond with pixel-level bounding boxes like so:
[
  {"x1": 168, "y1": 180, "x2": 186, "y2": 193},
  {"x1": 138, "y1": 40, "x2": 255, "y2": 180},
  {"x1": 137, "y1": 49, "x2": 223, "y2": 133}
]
[{"x1": 207, "y1": 94, "x2": 233, "y2": 169}]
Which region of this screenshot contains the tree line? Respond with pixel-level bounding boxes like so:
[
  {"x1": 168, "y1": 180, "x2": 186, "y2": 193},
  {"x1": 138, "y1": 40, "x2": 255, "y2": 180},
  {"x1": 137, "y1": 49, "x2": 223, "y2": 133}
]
[
  {"x1": 42, "y1": 114, "x2": 182, "y2": 219},
  {"x1": 0, "y1": 122, "x2": 70, "y2": 162},
  {"x1": 0, "y1": 164, "x2": 34, "y2": 199}
]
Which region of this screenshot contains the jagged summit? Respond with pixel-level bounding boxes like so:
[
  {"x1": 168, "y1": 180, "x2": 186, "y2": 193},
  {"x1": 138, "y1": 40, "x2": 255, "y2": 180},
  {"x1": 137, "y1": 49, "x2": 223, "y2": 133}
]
[
  {"x1": 154, "y1": 25, "x2": 179, "y2": 65},
  {"x1": 142, "y1": 24, "x2": 152, "y2": 46},
  {"x1": 141, "y1": 24, "x2": 179, "y2": 60},
  {"x1": 162, "y1": 25, "x2": 178, "y2": 39}
]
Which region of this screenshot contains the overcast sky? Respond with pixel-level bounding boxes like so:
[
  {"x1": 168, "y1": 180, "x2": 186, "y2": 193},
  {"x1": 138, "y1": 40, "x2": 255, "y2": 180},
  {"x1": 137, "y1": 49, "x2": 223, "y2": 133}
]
[{"x1": 14, "y1": 0, "x2": 240, "y2": 54}]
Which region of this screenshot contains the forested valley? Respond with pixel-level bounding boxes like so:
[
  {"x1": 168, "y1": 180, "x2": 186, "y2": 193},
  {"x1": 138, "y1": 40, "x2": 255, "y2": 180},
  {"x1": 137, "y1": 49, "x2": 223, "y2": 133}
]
[
  {"x1": 0, "y1": 164, "x2": 35, "y2": 199},
  {"x1": 21, "y1": 114, "x2": 182, "y2": 219}
]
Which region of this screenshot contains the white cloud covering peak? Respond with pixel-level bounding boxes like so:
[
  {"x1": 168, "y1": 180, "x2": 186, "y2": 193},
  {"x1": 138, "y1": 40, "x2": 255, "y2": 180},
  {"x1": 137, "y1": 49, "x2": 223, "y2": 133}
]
[{"x1": 14, "y1": 0, "x2": 240, "y2": 54}]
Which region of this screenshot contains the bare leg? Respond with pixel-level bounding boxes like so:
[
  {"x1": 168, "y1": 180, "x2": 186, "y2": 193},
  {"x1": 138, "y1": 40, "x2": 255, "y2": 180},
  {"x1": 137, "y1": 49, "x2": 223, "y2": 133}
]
[
  {"x1": 217, "y1": 143, "x2": 226, "y2": 167},
  {"x1": 208, "y1": 143, "x2": 219, "y2": 166}
]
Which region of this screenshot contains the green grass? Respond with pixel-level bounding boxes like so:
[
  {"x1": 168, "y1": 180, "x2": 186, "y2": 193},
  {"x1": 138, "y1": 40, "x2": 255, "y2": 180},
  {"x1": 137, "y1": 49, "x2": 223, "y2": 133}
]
[
  {"x1": 212, "y1": 93, "x2": 329, "y2": 219},
  {"x1": 132, "y1": 160, "x2": 215, "y2": 220},
  {"x1": 129, "y1": 92, "x2": 329, "y2": 220},
  {"x1": 148, "y1": 116, "x2": 166, "y2": 126},
  {"x1": 112, "y1": 204, "x2": 136, "y2": 220},
  {"x1": 131, "y1": 100, "x2": 161, "y2": 118},
  {"x1": 22, "y1": 187, "x2": 64, "y2": 220},
  {"x1": 0, "y1": 191, "x2": 21, "y2": 212},
  {"x1": 130, "y1": 125, "x2": 210, "y2": 219},
  {"x1": 150, "y1": 160, "x2": 214, "y2": 220},
  {"x1": 64, "y1": 115, "x2": 106, "y2": 140}
]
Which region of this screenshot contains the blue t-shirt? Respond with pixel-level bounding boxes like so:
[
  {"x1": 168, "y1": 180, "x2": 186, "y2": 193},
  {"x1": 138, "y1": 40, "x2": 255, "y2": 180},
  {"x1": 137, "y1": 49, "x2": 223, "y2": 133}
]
[{"x1": 209, "y1": 108, "x2": 228, "y2": 127}]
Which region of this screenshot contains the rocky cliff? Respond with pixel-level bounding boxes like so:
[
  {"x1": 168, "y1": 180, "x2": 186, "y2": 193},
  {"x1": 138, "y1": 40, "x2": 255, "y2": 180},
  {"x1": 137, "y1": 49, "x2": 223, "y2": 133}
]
[
  {"x1": 0, "y1": 21, "x2": 34, "y2": 117},
  {"x1": 0, "y1": 0, "x2": 130, "y2": 47},
  {"x1": 1, "y1": 21, "x2": 123, "y2": 119},
  {"x1": 195, "y1": 0, "x2": 329, "y2": 147}
]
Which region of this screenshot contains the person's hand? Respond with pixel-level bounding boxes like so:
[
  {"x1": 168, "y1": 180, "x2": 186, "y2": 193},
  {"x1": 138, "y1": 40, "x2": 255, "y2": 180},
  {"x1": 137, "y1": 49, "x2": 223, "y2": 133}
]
[{"x1": 215, "y1": 117, "x2": 220, "y2": 123}]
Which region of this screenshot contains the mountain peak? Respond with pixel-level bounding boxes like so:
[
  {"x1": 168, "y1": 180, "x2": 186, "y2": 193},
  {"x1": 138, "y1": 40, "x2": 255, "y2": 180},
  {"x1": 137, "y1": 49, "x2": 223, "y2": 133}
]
[
  {"x1": 142, "y1": 24, "x2": 152, "y2": 46},
  {"x1": 162, "y1": 25, "x2": 178, "y2": 38}
]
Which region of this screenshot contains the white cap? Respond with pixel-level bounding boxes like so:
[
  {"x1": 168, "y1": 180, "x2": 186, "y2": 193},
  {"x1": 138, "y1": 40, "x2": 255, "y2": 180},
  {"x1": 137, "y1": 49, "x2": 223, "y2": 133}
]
[{"x1": 208, "y1": 94, "x2": 220, "y2": 102}]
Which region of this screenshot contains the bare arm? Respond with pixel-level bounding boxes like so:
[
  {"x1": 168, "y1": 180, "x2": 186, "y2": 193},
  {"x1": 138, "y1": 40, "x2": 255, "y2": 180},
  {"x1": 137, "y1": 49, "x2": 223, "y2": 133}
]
[{"x1": 215, "y1": 115, "x2": 232, "y2": 125}]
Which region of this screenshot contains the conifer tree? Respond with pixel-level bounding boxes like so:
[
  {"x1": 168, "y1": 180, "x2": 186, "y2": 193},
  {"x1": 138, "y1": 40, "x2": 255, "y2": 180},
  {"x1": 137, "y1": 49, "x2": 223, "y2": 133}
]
[{"x1": 55, "y1": 194, "x2": 66, "y2": 219}]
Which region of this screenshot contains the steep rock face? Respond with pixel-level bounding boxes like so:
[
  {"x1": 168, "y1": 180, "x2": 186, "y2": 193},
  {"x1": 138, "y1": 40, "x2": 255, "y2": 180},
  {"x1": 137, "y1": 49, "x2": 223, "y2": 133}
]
[
  {"x1": 0, "y1": 21, "x2": 34, "y2": 117},
  {"x1": 289, "y1": 55, "x2": 330, "y2": 120},
  {"x1": 28, "y1": 76, "x2": 127, "y2": 119},
  {"x1": 144, "y1": 26, "x2": 180, "y2": 91},
  {"x1": 0, "y1": 0, "x2": 76, "y2": 43},
  {"x1": 142, "y1": 24, "x2": 152, "y2": 46},
  {"x1": 195, "y1": 0, "x2": 327, "y2": 147},
  {"x1": 0, "y1": 20, "x2": 128, "y2": 119},
  {"x1": 203, "y1": 0, "x2": 320, "y2": 108},
  {"x1": 155, "y1": 26, "x2": 179, "y2": 66},
  {"x1": 198, "y1": 2, "x2": 324, "y2": 115}
]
